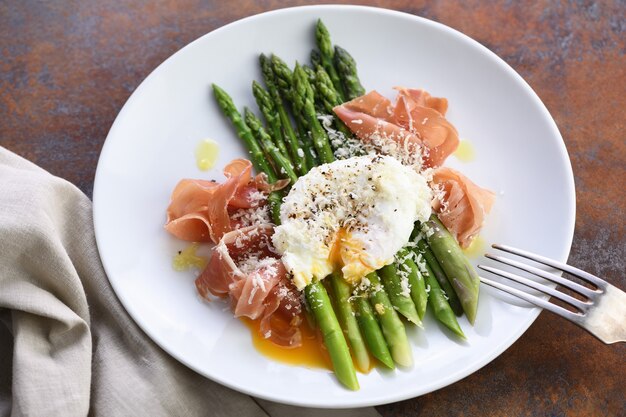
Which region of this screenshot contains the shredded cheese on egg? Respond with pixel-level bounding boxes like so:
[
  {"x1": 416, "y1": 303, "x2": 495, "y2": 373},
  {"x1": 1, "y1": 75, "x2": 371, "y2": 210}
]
[{"x1": 272, "y1": 155, "x2": 432, "y2": 290}]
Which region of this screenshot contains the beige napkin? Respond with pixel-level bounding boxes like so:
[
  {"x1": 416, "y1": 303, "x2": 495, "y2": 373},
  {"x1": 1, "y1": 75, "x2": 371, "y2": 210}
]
[{"x1": 0, "y1": 147, "x2": 382, "y2": 417}]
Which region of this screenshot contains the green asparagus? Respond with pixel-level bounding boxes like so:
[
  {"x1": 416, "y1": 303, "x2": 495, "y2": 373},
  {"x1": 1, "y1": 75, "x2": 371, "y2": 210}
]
[
  {"x1": 292, "y1": 63, "x2": 335, "y2": 164},
  {"x1": 305, "y1": 281, "x2": 359, "y2": 390},
  {"x1": 334, "y1": 45, "x2": 365, "y2": 100},
  {"x1": 259, "y1": 54, "x2": 307, "y2": 175},
  {"x1": 378, "y1": 263, "x2": 421, "y2": 326},
  {"x1": 296, "y1": 121, "x2": 320, "y2": 170},
  {"x1": 416, "y1": 239, "x2": 464, "y2": 316},
  {"x1": 422, "y1": 261, "x2": 466, "y2": 338},
  {"x1": 315, "y1": 19, "x2": 346, "y2": 102},
  {"x1": 301, "y1": 65, "x2": 321, "y2": 111},
  {"x1": 310, "y1": 48, "x2": 322, "y2": 69},
  {"x1": 213, "y1": 84, "x2": 276, "y2": 180},
  {"x1": 314, "y1": 65, "x2": 354, "y2": 140},
  {"x1": 425, "y1": 216, "x2": 480, "y2": 324},
  {"x1": 251, "y1": 81, "x2": 290, "y2": 160},
  {"x1": 353, "y1": 293, "x2": 394, "y2": 369},
  {"x1": 270, "y1": 55, "x2": 319, "y2": 170},
  {"x1": 243, "y1": 107, "x2": 298, "y2": 185},
  {"x1": 212, "y1": 84, "x2": 283, "y2": 224},
  {"x1": 329, "y1": 272, "x2": 370, "y2": 373},
  {"x1": 367, "y1": 273, "x2": 413, "y2": 367},
  {"x1": 397, "y1": 249, "x2": 429, "y2": 321}
]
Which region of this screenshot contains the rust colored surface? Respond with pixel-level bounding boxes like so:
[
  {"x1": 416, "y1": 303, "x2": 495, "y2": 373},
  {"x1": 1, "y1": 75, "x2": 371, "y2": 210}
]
[{"x1": 1, "y1": 1, "x2": 624, "y2": 416}]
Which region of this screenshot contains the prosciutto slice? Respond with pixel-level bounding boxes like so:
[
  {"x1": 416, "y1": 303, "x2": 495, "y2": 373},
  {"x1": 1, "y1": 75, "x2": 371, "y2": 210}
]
[
  {"x1": 164, "y1": 179, "x2": 218, "y2": 242},
  {"x1": 390, "y1": 93, "x2": 459, "y2": 167},
  {"x1": 395, "y1": 87, "x2": 449, "y2": 116},
  {"x1": 165, "y1": 159, "x2": 286, "y2": 244},
  {"x1": 333, "y1": 88, "x2": 459, "y2": 167},
  {"x1": 195, "y1": 225, "x2": 303, "y2": 347},
  {"x1": 432, "y1": 167, "x2": 495, "y2": 248}
]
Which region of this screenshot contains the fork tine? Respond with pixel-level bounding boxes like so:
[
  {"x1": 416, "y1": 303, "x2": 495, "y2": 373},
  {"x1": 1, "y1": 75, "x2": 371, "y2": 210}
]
[
  {"x1": 492, "y1": 244, "x2": 607, "y2": 289},
  {"x1": 478, "y1": 265, "x2": 591, "y2": 312},
  {"x1": 484, "y1": 253, "x2": 600, "y2": 300},
  {"x1": 479, "y1": 276, "x2": 583, "y2": 322}
]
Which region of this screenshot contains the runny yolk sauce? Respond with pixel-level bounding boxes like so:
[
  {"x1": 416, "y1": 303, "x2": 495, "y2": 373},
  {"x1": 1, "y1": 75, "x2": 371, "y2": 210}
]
[
  {"x1": 241, "y1": 269, "x2": 380, "y2": 374},
  {"x1": 329, "y1": 227, "x2": 349, "y2": 267},
  {"x1": 241, "y1": 316, "x2": 376, "y2": 373},
  {"x1": 241, "y1": 317, "x2": 331, "y2": 370},
  {"x1": 328, "y1": 227, "x2": 371, "y2": 285}
]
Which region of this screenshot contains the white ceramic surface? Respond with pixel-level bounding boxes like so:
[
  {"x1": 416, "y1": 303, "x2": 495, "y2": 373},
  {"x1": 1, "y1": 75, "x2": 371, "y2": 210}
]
[{"x1": 93, "y1": 5, "x2": 575, "y2": 408}]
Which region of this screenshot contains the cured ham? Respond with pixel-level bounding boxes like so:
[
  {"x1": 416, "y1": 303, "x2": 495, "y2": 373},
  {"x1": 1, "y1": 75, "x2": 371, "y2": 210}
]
[
  {"x1": 333, "y1": 88, "x2": 459, "y2": 167},
  {"x1": 164, "y1": 179, "x2": 218, "y2": 242},
  {"x1": 165, "y1": 159, "x2": 285, "y2": 244},
  {"x1": 390, "y1": 94, "x2": 459, "y2": 167},
  {"x1": 432, "y1": 167, "x2": 495, "y2": 248},
  {"x1": 195, "y1": 225, "x2": 303, "y2": 347},
  {"x1": 395, "y1": 87, "x2": 448, "y2": 116}
]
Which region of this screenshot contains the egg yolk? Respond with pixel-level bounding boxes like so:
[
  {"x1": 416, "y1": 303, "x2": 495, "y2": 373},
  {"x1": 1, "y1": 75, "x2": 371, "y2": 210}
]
[{"x1": 329, "y1": 228, "x2": 378, "y2": 284}]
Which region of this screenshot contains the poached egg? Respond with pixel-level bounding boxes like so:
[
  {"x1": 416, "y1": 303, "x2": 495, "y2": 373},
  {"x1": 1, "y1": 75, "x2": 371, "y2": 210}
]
[{"x1": 272, "y1": 155, "x2": 432, "y2": 290}]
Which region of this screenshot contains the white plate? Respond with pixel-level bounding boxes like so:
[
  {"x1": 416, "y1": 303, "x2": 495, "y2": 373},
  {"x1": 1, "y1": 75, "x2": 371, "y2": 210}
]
[{"x1": 93, "y1": 5, "x2": 575, "y2": 408}]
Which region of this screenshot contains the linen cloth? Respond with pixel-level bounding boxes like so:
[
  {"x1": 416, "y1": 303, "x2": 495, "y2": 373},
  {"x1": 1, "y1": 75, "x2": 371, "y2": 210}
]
[{"x1": 0, "y1": 147, "x2": 382, "y2": 417}]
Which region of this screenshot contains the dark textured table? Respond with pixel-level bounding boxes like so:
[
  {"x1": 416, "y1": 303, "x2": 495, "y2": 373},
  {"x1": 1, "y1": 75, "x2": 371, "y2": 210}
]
[{"x1": 2, "y1": 1, "x2": 624, "y2": 416}]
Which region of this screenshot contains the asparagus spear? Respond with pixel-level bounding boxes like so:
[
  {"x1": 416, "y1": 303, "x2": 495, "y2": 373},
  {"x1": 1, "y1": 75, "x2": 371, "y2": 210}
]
[
  {"x1": 271, "y1": 54, "x2": 295, "y2": 98},
  {"x1": 416, "y1": 239, "x2": 464, "y2": 316},
  {"x1": 329, "y1": 272, "x2": 370, "y2": 373},
  {"x1": 378, "y1": 263, "x2": 421, "y2": 326},
  {"x1": 305, "y1": 281, "x2": 359, "y2": 390},
  {"x1": 310, "y1": 48, "x2": 322, "y2": 69},
  {"x1": 259, "y1": 54, "x2": 308, "y2": 175},
  {"x1": 422, "y1": 260, "x2": 466, "y2": 338},
  {"x1": 314, "y1": 65, "x2": 342, "y2": 112},
  {"x1": 425, "y1": 216, "x2": 480, "y2": 324},
  {"x1": 397, "y1": 249, "x2": 429, "y2": 321},
  {"x1": 296, "y1": 122, "x2": 320, "y2": 170},
  {"x1": 213, "y1": 84, "x2": 276, "y2": 179},
  {"x1": 353, "y1": 293, "x2": 394, "y2": 369},
  {"x1": 212, "y1": 84, "x2": 283, "y2": 224},
  {"x1": 270, "y1": 54, "x2": 319, "y2": 170},
  {"x1": 334, "y1": 45, "x2": 366, "y2": 100},
  {"x1": 291, "y1": 63, "x2": 335, "y2": 164},
  {"x1": 301, "y1": 65, "x2": 319, "y2": 105},
  {"x1": 366, "y1": 273, "x2": 413, "y2": 367},
  {"x1": 251, "y1": 81, "x2": 290, "y2": 160},
  {"x1": 243, "y1": 108, "x2": 298, "y2": 185},
  {"x1": 315, "y1": 19, "x2": 346, "y2": 102},
  {"x1": 314, "y1": 65, "x2": 354, "y2": 140},
  {"x1": 303, "y1": 64, "x2": 329, "y2": 116}
]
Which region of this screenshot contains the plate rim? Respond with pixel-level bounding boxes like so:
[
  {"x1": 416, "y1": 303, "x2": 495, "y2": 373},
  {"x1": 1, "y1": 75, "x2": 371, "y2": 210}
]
[{"x1": 93, "y1": 4, "x2": 576, "y2": 408}]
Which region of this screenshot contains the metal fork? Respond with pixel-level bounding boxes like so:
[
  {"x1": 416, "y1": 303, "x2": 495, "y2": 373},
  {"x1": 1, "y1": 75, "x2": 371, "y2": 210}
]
[{"x1": 478, "y1": 244, "x2": 626, "y2": 344}]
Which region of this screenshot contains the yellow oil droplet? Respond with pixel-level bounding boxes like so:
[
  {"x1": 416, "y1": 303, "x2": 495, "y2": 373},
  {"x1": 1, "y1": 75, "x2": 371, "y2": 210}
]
[
  {"x1": 463, "y1": 236, "x2": 486, "y2": 259},
  {"x1": 454, "y1": 140, "x2": 475, "y2": 162},
  {"x1": 195, "y1": 139, "x2": 219, "y2": 171},
  {"x1": 172, "y1": 243, "x2": 207, "y2": 271}
]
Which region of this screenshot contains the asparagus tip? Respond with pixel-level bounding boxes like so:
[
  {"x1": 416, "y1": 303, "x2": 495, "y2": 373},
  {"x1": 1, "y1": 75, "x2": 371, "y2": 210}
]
[
  {"x1": 378, "y1": 356, "x2": 396, "y2": 370},
  {"x1": 391, "y1": 344, "x2": 414, "y2": 368}
]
